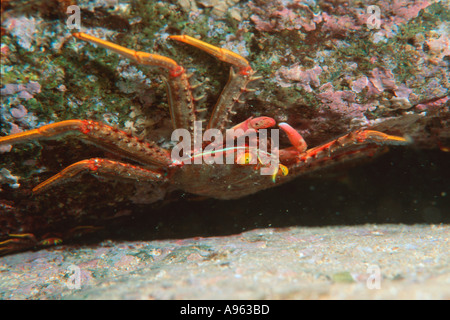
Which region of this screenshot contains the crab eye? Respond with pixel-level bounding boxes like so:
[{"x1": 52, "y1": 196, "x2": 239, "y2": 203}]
[
  {"x1": 279, "y1": 164, "x2": 288, "y2": 176},
  {"x1": 271, "y1": 164, "x2": 289, "y2": 183},
  {"x1": 237, "y1": 152, "x2": 253, "y2": 165}
]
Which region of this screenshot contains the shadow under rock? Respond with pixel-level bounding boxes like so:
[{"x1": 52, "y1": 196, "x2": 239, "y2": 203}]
[{"x1": 68, "y1": 148, "x2": 449, "y2": 246}]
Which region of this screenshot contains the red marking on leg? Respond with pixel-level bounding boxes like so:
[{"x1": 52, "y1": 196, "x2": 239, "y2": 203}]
[
  {"x1": 169, "y1": 66, "x2": 185, "y2": 78},
  {"x1": 355, "y1": 130, "x2": 367, "y2": 143},
  {"x1": 87, "y1": 159, "x2": 99, "y2": 171},
  {"x1": 239, "y1": 66, "x2": 253, "y2": 76},
  {"x1": 79, "y1": 120, "x2": 91, "y2": 134}
]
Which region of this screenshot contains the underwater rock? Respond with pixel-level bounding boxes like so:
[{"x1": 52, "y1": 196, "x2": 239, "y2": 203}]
[
  {"x1": 0, "y1": 225, "x2": 449, "y2": 299},
  {"x1": 0, "y1": 0, "x2": 448, "y2": 257}
]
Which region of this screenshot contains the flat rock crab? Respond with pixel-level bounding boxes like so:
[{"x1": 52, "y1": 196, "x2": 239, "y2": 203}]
[{"x1": 0, "y1": 33, "x2": 409, "y2": 254}]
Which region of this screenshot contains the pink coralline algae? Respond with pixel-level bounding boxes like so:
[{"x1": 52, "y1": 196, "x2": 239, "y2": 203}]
[
  {"x1": 378, "y1": 0, "x2": 431, "y2": 25},
  {"x1": 230, "y1": 0, "x2": 447, "y2": 148},
  {"x1": 426, "y1": 34, "x2": 450, "y2": 61},
  {"x1": 394, "y1": 84, "x2": 414, "y2": 100},
  {"x1": 249, "y1": 1, "x2": 316, "y2": 32},
  {"x1": 249, "y1": 0, "x2": 433, "y2": 40},
  {"x1": 9, "y1": 105, "x2": 28, "y2": 119},
  {"x1": 356, "y1": 0, "x2": 432, "y2": 26},
  {"x1": 1, "y1": 82, "x2": 41, "y2": 141},
  {"x1": 368, "y1": 68, "x2": 397, "y2": 95},
  {"x1": 351, "y1": 76, "x2": 369, "y2": 93},
  {"x1": 351, "y1": 69, "x2": 414, "y2": 100},
  {"x1": 0, "y1": 82, "x2": 41, "y2": 97},
  {"x1": 317, "y1": 83, "x2": 364, "y2": 118},
  {"x1": 275, "y1": 64, "x2": 322, "y2": 92},
  {"x1": 249, "y1": 1, "x2": 361, "y2": 35},
  {"x1": 415, "y1": 96, "x2": 450, "y2": 113},
  {"x1": 365, "y1": 0, "x2": 433, "y2": 42},
  {"x1": 317, "y1": 12, "x2": 361, "y2": 34},
  {"x1": 3, "y1": 16, "x2": 38, "y2": 51}
]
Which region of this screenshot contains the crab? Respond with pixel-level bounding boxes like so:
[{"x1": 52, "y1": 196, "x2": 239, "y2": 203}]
[{"x1": 0, "y1": 33, "x2": 409, "y2": 255}]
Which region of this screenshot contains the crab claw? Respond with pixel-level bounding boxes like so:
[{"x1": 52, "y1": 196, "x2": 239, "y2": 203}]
[
  {"x1": 248, "y1": 117, "x2": 276, "y2": 129},
  {"x1": 232, "y1": 116, "x2": 276, "y2": 132},
  {"x1": 279, "y1": 122, "x2": 308, "y2": 153}
]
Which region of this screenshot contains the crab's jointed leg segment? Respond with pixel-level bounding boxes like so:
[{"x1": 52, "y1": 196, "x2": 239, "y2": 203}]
[
  {"x1": 278, "y1": 126, "x2": 409, "y2": 177},
  {"x1": 169, "y1": 35, "x2": 251, "y2": 70},
  {"x1": 169, "y1": 35, "x2": 258, "y2": 132},
  {"x1": 0, "y1": 120, "x2": 172, "y2": 167},
  {"x1": 232, "y1": 116, "x2": 276, "y2": 132},
  {"x1": 207, "y1": 67, "x2": 258, "y2": 132},
  {"x1": 73, "y1": 32, "x2": 196, "y2": 132},
  {"x1": 299, "y1": 130, "x2": 408, "y2": 163},
  {"x1": 0, "y1": 233, "x2": 38, "y2": 256},
  {"x1": 73, "y1": 32, "x2": 180, "y2": 71},
  {"x1": 278, "y1": 124, "x2": 408, "y2": 163},
  {"x1": 278, "y1": 122, "x2": 307, "y2": 153},
  {"x1": 33, "y1": 158, "x2": 168, "y2": 193}
]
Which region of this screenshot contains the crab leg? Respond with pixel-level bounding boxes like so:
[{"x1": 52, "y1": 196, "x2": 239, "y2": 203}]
[
  {"x1": 169, "y1": 35, "x2": 258, "y2": 132},
  {"x1": 293, "y1": 144, "x2": 389, "y2": 177},
  {"x1": 73, "y1": 32, "x2": 196, "y2": 132},
  {"x1": 0, "y1": 120, "x2": 172, "y2": 167},
  {"x1": 298, "y1": 129, "x2": 409, "y2": 163},
  {"x1": 0, "y1": 234, "x2": 38, "y2": 256},
  {"x1": 278, "y1": 123, "x2": 409, "y2": 176},
  {"x1": 231, "y1": 116, "x2": 276, "y2": 132},
  {"x1": 32, "y1": 158, "x2": 168, "y2": 193},
  {"x1": 278, "y1": 122, "x2": 307, "y2": 153},
  {"x1": 203, "y1": 116, "x2": 276, "y2": 157}
]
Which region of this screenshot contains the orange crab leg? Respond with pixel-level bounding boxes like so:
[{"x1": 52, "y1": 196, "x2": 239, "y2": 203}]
[
  {"x1": 73, "y1": 32, "x2": 196, "y2": 132},
  {"x1": 32, "y1": 158, "x2": 167, "y2": 193},
  {"x1": 275, "y1": 122, "x2": 410, "y2": 177},
  {"x1": 292, "y1": 144, "x2": 388, "y2": 177},
  {"x1": 277, "y1": 127, "x2": 409, "y2": 177},
  {"x1": 1, "y1": 233, "x2": 37, "y2": 242},
  {"x1": 0, "y1": 120, "x2": 82, "y2": 143},
  {"x1": 73, "y1": 32, "x2": 180, "y2": 75},
  {"x1": 0, "y1": 120, "x2": 172, "y2": 167},
  {"x1": 298, "y1": 130, "x2": 408, "y2": 163},
  {"x1": 203, "y1": 116, "x2": 276, "y2": 155},
  {"x1": 0, "y1": 233, "x2": 38, "y2": 255},
  {"x1": 169, "y1": 35, "x2": 251, "y2": 71},
  {"x1": 170, "y1": 35, "x2": 258, "y2": 132},
  {"x1": 231, "y1": 116, "x2": 276, "y2": 132},
  {"x1": 278, "y1": 124, "x2": 408, "y2": 164}
]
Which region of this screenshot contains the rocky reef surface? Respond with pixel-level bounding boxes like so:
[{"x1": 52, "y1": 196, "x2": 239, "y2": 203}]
[
  {"x1": 0, "y1": 0, "x2": 449, "y2": 298},
  {"x1": 0, "y1": 224, "x2": 449, "y2": 299}
]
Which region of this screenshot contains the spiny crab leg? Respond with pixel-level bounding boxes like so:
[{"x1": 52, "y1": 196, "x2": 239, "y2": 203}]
[
  {"x1": 0, "y1": 120, "x2": 172, "y2": 167},
  {"x1": 74, "y1": 32, "x2": 180, "y2": 72},
  {"x1": 298, "y1": 129, "x2": 409, "y2": 163},
  {"x1": 32, "y1": 158, "x2": 167, "y2": 193},
  {"x1": 169, "y1": 35, "x2": 259, "y2": 132},
  {"x1": 278, "y1": 123, "x2": 409, "y2": 175},
  {"x1": 73, "y1": 32, "x2": 196, "y2": 133}
]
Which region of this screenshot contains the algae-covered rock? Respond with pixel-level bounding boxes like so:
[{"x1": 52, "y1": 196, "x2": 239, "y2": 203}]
[{"x1": 0, "y1": 0, "x2": 448, "y2": 253}]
